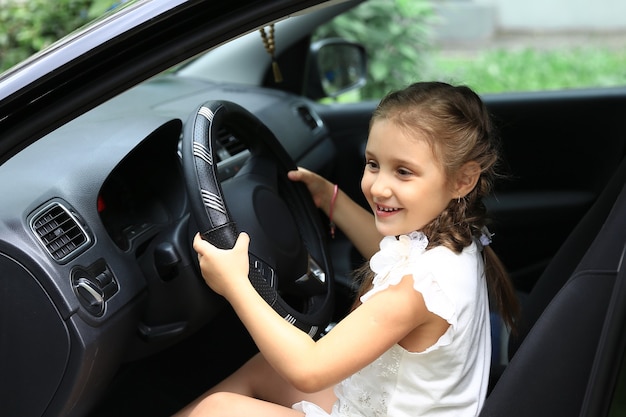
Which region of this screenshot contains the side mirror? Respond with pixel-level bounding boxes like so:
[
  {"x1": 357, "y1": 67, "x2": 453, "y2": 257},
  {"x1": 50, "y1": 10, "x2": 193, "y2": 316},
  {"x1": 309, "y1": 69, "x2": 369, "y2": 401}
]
[{"x1": 306, "y1": 39, "x2": 367, "y2": 100}]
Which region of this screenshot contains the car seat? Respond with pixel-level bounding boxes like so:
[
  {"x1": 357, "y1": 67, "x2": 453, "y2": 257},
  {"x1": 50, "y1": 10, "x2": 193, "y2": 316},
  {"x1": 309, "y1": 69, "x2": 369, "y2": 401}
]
[{"x1": 480, "y1": 156, "x2": 626, "y2": 416}]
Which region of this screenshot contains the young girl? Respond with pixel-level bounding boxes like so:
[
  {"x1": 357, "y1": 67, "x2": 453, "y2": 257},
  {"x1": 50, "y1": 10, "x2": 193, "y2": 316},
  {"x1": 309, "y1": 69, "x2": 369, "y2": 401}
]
[{"x1": 175, "y1": 81, "x2": 519, "y2": 417}]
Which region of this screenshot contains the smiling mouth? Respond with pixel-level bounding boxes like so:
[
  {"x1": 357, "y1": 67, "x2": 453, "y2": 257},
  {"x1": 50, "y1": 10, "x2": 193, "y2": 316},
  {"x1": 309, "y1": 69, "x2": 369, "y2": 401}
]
[{"x1": 377, "y1": 205, "x2": 401, "y2": 213}]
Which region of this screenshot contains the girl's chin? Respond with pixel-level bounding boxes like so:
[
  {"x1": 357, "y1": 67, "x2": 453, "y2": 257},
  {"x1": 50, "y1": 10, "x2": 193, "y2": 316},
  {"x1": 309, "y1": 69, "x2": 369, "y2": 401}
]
[{"x1": 375, "y1": 223, "x2": 416, "y2": 237}]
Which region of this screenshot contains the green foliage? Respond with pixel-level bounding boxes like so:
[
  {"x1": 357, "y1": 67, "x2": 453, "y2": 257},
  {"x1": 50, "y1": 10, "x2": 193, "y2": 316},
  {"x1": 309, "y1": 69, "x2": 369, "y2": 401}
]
[
  {"x1": 431, "y1": 47, "x2": 626, "y2": 94},
  {"x1": 0, "y1": 0, "x2": 125, "y2": 72},
  {"x1": 4, "y1": 0, "x2": 623, "y2": 97},
  {"x1": 315, "y1": 1, "x2": 626, "y2": 99},
  {"x1": 315, "y1": 0, "x2": 434, "y2": 99}
]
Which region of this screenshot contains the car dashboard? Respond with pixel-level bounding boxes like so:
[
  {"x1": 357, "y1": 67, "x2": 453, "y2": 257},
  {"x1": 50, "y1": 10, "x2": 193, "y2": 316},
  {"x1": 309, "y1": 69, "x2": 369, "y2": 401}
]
[{"x1": 0, "y1": 74, "x2": 337, "y2": 417}]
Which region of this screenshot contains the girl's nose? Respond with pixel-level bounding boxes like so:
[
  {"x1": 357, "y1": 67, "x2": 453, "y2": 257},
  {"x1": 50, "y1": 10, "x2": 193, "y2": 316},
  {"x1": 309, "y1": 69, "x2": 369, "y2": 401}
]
[{"x1": 370, "y1": 173, "x2": 392, "y2": 198}]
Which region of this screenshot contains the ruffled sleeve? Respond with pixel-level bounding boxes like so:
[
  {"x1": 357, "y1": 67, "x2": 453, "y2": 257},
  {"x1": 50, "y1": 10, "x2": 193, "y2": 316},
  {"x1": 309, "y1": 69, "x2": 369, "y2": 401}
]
[
  {"x1": 292, "y1": 401, "x2": 332, "y2": 416},
  {"x1": 360, "y1": 232, "x2": 457, "y2": 327}
]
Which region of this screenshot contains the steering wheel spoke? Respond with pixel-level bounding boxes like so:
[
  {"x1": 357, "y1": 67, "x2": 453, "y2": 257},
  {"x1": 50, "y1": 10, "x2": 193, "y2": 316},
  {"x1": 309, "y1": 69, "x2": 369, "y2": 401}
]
[{"x1": 234, "y1": 154, "x2": 281, "y2": 192}]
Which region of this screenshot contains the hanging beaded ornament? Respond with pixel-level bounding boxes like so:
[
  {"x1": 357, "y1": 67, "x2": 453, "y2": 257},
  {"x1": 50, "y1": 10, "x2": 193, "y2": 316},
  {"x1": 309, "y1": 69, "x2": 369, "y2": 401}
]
[{"x1": 259, "y1": 23, "x2": 283, "y2": 83}]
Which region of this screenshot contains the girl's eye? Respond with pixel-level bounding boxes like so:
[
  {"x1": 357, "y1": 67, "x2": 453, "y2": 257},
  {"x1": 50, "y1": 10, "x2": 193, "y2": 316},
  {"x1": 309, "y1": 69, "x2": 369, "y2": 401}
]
[
  {"x1": 397, "y1": 168, "x2": 413, "y2": 177},
  {"x1": 365, "y1": 160, "x2": 379, "y2": 170}
]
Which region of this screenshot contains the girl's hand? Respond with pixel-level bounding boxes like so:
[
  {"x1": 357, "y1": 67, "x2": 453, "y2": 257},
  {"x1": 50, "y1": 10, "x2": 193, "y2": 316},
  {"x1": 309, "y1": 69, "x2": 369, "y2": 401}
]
[
  {"x1": 287, "y1": 167, "x2": 335, "y2": 211},
  {"x1": 192, "y1": 232, "x2": 251, "y2": 298}
]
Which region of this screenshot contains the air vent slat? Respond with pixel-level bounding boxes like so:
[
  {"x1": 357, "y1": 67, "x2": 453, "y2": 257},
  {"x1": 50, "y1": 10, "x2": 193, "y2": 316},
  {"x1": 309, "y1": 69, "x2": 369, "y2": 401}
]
[
  {"x1": 296, "y1": 105, "x2": 321, "y2": 131},
  {"x1": 216, "y1": 128, "x2": 246, "y2": 160},
  {"x1": 30, "y1": 202, "x2": 91, "y2": 263}
]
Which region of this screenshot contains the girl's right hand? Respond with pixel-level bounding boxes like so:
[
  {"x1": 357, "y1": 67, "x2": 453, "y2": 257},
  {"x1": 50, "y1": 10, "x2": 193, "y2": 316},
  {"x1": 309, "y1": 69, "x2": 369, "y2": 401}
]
[
  {"x1": 290, "y1": 167, "x2": 381, "y2": 260},
  {"x1": 287, "y1": 167, "x2": 335, "y2": 212},
  {"x1": 193, "y1": 232, "x2": 251, "y2": 298}
]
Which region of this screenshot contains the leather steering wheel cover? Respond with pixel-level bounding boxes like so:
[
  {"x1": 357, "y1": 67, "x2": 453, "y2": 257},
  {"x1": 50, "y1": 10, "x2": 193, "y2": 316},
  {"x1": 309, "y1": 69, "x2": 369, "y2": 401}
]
[
  {"x1": 182, "y1": 100, "x2": 334, "y2": 339},
  {"x1": 183, "y1": 102, "x2": 238, "y2": 249}
]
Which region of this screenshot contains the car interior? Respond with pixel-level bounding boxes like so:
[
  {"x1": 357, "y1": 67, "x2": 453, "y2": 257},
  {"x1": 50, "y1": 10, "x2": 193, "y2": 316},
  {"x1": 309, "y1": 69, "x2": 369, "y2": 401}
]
[
  {"x1": 0, "y1": 1, "x2": 625, "y2": 416},
  {"x1": 483, "y1": 154, "x2": 626, "y2": 416}
]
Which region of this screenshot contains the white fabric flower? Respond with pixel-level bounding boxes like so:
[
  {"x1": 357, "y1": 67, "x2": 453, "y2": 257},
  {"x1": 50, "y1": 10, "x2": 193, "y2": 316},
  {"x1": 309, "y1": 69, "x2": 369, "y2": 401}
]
[{"x1": 363, "y1": 231, "x2": 429, "y2": 302}]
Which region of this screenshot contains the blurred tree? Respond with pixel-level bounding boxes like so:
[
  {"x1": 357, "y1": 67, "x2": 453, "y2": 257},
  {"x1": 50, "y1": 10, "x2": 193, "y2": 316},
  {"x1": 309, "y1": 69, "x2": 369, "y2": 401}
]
[
  {"x1": 0, "y1": 0, "x2": 432, "y2": 97},
  {"x1": 314, "y1": 0, "x2": 434, "y2": 99},
  {"x1": 0, "y1": 0, "x2": 132, "y2": 71}
]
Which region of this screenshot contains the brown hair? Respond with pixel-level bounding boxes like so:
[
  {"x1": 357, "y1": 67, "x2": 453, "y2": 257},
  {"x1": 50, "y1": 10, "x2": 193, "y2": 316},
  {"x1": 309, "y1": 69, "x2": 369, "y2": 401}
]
[{"x1": 353, "y1": 81, "x2": 519, "y2": 332}]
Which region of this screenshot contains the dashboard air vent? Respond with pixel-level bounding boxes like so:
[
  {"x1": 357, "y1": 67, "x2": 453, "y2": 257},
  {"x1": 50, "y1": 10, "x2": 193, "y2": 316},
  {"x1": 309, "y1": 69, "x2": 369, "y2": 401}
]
[
  {"x1": 296, "y1": 105, "x2": 321, "y2": 131},
  {"x1": 216, "y1": 128, "x2": 247, "y2": 160},
  {"x1": 30, "y1": 202, "x2": 91, "y2": 263}
]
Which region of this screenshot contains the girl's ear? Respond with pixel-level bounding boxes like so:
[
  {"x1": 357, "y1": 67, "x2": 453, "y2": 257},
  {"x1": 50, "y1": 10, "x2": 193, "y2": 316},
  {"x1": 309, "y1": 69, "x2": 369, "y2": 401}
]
[{"x1": 454, "y1": 161, "x2": 481, "y2": 198}]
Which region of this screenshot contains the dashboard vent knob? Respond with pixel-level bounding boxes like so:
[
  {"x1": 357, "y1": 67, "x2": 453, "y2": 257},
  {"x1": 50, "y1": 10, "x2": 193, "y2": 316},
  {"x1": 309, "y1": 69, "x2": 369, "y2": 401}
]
[{"x1": 71, "y1": 261, "x2": 118, "y2": 317}]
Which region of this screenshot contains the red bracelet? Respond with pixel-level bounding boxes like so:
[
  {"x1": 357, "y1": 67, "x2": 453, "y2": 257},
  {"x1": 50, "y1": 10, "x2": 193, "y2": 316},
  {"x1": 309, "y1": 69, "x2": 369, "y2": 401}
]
[{"x1": 329, "y1": 184, "x2": 338, "y2": 239}]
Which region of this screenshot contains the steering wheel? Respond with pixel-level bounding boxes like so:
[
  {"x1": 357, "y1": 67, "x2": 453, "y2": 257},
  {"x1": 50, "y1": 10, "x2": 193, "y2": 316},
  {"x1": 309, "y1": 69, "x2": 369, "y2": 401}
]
[{"x1": 182, "y1": 100, "x2": 334, "y2": 339}]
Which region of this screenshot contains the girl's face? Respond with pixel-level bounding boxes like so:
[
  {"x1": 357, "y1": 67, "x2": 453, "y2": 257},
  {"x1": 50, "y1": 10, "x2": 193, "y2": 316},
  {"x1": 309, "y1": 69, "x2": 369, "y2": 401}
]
[{"x1": 362, "y1": 119, "x2": 455, "y2": 237}]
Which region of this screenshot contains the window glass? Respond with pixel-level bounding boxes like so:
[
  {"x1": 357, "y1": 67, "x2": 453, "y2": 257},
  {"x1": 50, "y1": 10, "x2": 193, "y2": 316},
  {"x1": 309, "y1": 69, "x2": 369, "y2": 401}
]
[{"x1": 314, "y1": 0, "x2": 626, "y2": 100}]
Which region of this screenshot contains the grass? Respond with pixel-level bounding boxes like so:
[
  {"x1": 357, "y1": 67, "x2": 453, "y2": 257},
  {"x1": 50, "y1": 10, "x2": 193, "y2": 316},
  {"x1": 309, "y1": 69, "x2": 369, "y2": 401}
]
[
  {"x1": 330, "y1": 44, "x2": 626, "y2": 102},
  {"x1": 428, "y1": 46, "x2": 626, "y2": 94}
]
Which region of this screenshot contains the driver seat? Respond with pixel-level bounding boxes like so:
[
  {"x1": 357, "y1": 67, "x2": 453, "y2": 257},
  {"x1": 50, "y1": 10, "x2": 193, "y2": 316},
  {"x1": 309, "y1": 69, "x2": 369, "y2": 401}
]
[{"x1": 480, "y1": 155, "x2": 626, "y2": 416}]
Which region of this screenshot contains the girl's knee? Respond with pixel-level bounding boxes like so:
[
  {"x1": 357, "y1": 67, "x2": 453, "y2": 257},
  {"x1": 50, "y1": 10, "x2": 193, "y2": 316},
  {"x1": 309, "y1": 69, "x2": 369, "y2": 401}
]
[{"x1": 193, "y1": 392, "x2": 237, "y2": 416}]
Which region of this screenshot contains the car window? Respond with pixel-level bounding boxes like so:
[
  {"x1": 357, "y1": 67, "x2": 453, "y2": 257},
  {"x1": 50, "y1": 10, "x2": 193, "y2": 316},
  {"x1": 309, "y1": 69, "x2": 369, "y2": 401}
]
[
  {"x1": 314, "y1": 0, "x2": 626, "y2": 100},
  {"x1": 0, "y1": 0, "x2": 140, "y2": 73}
]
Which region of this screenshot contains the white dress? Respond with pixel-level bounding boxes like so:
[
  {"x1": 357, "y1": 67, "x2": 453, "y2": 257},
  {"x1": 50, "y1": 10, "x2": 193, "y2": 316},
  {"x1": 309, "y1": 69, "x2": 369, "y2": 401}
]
[{"x1": 293, "y1": 231, "x2": 491, "y2": 417}]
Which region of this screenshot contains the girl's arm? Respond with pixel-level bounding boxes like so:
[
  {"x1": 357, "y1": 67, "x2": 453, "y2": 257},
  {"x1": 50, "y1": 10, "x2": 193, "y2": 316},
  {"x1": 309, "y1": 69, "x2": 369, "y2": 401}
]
[
  {"x1": 288, "y1": 168, "x2": 381, "y2": 260},
  {"x1": 193, "y1": 232, "x2": 440, "y2": 393}
]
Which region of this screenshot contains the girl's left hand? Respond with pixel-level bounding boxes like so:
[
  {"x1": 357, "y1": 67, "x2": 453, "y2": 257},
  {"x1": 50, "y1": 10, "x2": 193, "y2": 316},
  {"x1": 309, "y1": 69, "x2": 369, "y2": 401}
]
[{"x1": 192, "y1": 232, "x2": 251, "y2": 298}]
